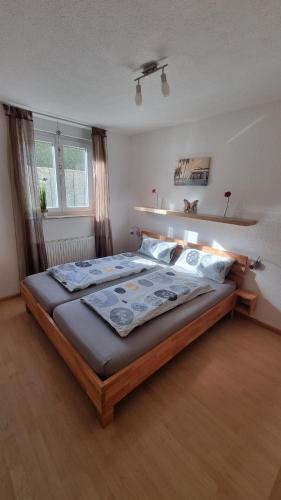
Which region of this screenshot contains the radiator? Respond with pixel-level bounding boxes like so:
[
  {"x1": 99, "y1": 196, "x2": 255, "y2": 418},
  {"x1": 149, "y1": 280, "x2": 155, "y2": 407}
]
[{"x1": 45, "y1": 236, "x2": 95, "y2": 267}]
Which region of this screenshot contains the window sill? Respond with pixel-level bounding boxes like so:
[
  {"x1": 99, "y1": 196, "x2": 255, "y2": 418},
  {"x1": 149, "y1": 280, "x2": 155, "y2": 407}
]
[{"x1": 43, "y1": 213, "x2": 94, "y2": 220}]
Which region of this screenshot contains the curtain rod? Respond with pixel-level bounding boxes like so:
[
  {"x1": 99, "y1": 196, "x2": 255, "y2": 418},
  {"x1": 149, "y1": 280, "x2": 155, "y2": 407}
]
[
  {"x1": 1, "y1": 99, "x2": 92, "y2": 130},
  {"x1": 34, "y1": 111, "x2": 92, "y2": 131},
  {"x1": 34, "y1": 126, "x2": 91, "y2": 142}
]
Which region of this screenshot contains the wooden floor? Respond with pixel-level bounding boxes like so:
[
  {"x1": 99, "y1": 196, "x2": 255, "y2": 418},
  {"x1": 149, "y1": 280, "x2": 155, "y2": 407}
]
[{"x1": 1, "y1": 299, "x2": 281, "y2": 500}]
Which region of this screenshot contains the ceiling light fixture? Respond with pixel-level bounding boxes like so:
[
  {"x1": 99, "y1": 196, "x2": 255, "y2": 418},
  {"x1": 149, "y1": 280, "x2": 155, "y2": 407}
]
[{"x1": 134, "y1": 61, "x2": 170, "y2": 106}]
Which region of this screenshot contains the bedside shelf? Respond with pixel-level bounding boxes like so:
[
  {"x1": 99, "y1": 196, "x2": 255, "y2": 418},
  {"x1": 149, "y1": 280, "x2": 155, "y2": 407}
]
[
  {"x1": 235, "y1": 289, "x2": 258, "y2": 315},
  {"x1": 134, "y1": 206, "x2": 257, "y2": 227}
]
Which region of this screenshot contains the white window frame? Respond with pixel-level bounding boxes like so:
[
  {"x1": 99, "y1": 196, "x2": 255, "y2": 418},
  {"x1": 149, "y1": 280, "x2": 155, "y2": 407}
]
[{"x1": 35, "y1": 131, "x2": 93, "y2": 216}]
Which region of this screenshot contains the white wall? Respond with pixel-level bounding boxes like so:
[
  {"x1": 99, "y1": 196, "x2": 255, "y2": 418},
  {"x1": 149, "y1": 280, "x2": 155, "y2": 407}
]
[
  {"x1": 1, "y1": 100, "x2": 280, "y2": 330},
  {"x1": 35, "y1": 117, "x2": 131, "y2": 252},
  {"x1": 43, "y1": 133, "x2": 130, "y2": 253},
  {"x1": 34, "y1": 116, "x2": 95, "y2": 244},
  {"x1": 0, "y1": 112, "x2": 131, "y2": 298},
  {"x1": 41, "y1": 133, "x2": 131, "y2": 253},
  {"x1": 130, "y1": 101, "x2": 281, "y2": 330},
  {"x1": 0, "y1": 107, "x2": 19, "y2": 296},
  {"x1": 42, "y1": 216, "x2": 94, "y2": 241}
]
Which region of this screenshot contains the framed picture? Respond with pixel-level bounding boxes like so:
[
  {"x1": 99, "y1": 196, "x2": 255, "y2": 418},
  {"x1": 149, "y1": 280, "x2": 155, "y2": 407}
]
[{"x1": 174, "y1": 157, "x2": 211, "y2": 186}]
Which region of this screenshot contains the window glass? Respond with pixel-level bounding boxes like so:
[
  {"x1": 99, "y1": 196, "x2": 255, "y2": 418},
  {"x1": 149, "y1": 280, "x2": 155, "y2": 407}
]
[
  {"x1": 63, "y1": 145, "x2": 89, "y2": 208},
  {"x1": 35, "y1": 140, "x2": 58, "y2": 208}
]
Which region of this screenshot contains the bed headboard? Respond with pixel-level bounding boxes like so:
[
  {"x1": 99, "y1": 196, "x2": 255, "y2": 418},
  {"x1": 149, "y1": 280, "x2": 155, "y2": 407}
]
[{"x1": 141, "y1": 229, "x2": 248, "y2": 287}]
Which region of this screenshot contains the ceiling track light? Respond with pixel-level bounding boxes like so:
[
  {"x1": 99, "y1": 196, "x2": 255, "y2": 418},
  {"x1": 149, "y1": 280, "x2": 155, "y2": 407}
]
[{"x1": 133, "y1": 61, "x2": 170, "y2": 106}]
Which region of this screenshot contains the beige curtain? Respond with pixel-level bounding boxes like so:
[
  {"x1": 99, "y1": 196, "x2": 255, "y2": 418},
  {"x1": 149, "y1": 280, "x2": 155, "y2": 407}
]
[
  {"x1": 3, "y1": 104, "x2": 47, "y2": 278},
  {"x1": 92, "y1": 127, "x2": 113, "y2": 257}
]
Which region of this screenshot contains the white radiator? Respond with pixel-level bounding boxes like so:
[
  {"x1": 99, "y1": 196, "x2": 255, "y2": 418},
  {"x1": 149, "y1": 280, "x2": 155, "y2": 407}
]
[{"x1": 45, "y1": 236, "x2": 95, "y2": 267}]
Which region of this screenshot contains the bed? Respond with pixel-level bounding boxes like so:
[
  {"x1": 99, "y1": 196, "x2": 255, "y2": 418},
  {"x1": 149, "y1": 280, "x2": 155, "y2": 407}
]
[
  {"x1": 23, "y1": 252, "x2": 162, "y2": 314},
  {"x1": 53, "y1": 278, "x2": 235, "y2": 378},
  {"x1": 21, "y1": 230, "x2": 248, "y2": 426}
]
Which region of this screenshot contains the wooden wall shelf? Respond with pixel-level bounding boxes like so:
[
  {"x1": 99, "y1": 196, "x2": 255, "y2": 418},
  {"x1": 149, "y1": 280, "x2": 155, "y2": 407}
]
[{"x1": 134, "y1": 206, "x2": 257, "y2": 227}]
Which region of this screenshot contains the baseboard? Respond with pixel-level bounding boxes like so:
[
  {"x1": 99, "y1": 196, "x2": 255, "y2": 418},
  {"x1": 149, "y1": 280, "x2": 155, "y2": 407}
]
[
  {"x1": 0, "y1": 293, "x2": 20, "y2": 303},
  {"x1": 236, "y1": 311, "x2": 281, "y2": 335}
]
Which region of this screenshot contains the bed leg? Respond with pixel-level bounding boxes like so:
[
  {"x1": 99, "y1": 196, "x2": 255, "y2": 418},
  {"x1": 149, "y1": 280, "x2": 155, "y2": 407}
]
[{"x1": 97, "y1": 406, "x2": 114, "y2": 427}]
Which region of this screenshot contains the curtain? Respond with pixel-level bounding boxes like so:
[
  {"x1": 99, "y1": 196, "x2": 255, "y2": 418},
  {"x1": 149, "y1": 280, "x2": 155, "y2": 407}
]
[
  {"x1": 3, "y1": 104, "x2": 47, "y2": 278},
  {"x1": 92, "y1": 127, "x2": 113, "y2": 257}
]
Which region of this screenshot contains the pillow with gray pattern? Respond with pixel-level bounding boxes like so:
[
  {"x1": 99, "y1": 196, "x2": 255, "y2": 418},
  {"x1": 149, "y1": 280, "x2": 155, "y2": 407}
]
[
  {"x1": 174, "y1": 248, "x2": 235, "y2": 283},
  {"x1": 138, "y1": 237, "x2": 178, "y2": 264}
]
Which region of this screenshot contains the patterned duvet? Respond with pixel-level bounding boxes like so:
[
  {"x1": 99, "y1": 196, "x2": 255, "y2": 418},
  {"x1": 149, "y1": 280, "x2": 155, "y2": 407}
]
[
  {"x1": 48, "y1": 253, "x2": 157, "y2": 292},
  {"x1": 81, "y1": 268, "x2": 214, "y2": 337}
]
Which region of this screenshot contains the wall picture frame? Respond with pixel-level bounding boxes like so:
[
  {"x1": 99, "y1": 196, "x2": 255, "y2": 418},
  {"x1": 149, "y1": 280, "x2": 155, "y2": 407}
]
[{"x1": 174, "y1": 157, "x2": 211, "y2": 186}]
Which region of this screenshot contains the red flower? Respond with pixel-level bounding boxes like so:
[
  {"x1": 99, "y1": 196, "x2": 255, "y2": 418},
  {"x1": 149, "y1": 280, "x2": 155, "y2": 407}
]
[
  {"x1": 224, "y1": 191, "x2": 231, "y2": 198},
  {"x1": 152, "y1": 188, "x2": 157, "y2": 193}
]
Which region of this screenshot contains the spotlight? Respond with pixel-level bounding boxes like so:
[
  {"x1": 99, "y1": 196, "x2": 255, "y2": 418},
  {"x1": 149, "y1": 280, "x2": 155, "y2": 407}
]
[
  {"x1": 161, "y1": 68, "x2": 170, "y2": 97},
  {"x1": 135, "y1": 80, "x2": 142, "y2": 106}
]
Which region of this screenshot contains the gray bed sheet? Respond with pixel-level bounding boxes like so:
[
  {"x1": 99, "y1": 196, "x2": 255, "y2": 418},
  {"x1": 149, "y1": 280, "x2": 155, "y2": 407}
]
[
  {"x1": 53, "y1": 279, "x2": 236, "y2": 378},
  {"x1": 23, "y1": 252, "x2": 161, "y2": 314}
]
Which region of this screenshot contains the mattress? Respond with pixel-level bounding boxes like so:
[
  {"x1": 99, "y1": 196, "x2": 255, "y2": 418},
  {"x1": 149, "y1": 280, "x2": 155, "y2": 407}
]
[
  {"x1": 53, "y1": 279, "x2": 236, "y2": 378},
  {"x1": 23, "y1": 252, "x2": 161, "y2": 314}
]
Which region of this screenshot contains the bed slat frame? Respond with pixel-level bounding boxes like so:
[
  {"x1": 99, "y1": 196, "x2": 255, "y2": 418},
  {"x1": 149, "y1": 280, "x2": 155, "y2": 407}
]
[{"x1": 21, "y1": 229, "x2": 248, "y2": 426}]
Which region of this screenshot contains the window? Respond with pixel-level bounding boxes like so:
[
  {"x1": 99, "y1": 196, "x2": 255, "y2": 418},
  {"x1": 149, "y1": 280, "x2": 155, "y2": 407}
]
[
  {"x1": 35, "y1": 131, "x2": 92, "y2": 215},
  {"x1": 35, "y1": 138, "x2": 58, "y2": 209}
]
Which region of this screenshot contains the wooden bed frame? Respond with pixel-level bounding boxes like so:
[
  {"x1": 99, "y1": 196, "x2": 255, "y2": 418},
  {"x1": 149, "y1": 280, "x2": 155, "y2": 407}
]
[{"x1": 20, "y1": 230, "x2": 248, "y2": 427}]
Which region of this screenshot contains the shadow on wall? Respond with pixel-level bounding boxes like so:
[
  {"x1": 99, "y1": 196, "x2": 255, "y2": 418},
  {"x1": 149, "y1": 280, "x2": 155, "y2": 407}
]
[
  {"x1": 226, "y1": 115, "x2": 265, "y2": 144},
  {"x1": 129, "y1": 212, "x2": 281, "y2": 330},
  {"x1": 244, "y1": 265, "x2": 281, "y2": 330}
]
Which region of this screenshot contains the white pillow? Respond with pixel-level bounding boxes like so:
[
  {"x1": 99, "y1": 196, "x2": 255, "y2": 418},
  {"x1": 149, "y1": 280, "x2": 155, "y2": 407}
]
[
  {"x1": 174, "y1": 248, "x2": 235, "y2": 283},
  {"x1": 138, "y1": 237, "x2": 178, "y2": 264}
]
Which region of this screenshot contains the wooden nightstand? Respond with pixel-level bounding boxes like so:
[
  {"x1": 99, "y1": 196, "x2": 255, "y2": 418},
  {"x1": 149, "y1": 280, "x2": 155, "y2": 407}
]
[{"x1": 235, "y1": 289, "x2": 258, "y2": 316}]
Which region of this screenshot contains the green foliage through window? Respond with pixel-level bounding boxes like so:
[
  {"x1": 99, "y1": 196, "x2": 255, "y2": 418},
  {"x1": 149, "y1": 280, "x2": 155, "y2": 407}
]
[
  {"x1": 63, "y1": 145, "x2": 86, "y2": 171},
  {"x1": 35, "y1": 141, "x2": 54, "y2": 168}
]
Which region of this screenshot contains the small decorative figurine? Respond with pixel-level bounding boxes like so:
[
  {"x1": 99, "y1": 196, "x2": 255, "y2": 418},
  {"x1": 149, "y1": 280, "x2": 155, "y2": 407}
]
[{"x1": 184, "y1": 199, "x2": 199, "y2": 214}]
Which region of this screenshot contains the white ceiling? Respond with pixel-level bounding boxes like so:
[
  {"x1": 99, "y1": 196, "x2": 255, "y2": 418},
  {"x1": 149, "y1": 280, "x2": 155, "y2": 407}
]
[{"x1": 1, "y1": 0, "x2": 281, "y2": 134}]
